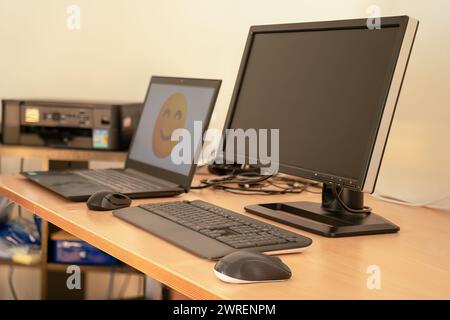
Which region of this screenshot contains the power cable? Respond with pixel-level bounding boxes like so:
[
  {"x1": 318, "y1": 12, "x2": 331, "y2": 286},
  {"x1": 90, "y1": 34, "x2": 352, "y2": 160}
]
[{"x1": 8, "y1": 263, "x2": 18, "y2": 300}]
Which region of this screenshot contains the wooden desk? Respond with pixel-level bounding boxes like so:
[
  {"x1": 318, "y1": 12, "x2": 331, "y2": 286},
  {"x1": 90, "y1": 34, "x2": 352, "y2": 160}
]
[
  {"x1": 0, "y1": 173, "x2": 449, "y2": 299},
  {"x1": 0, "y1": 144, "x2": 127, "y2": 165},
  {"x1": 0, "y1": 144, "x2": 130, "y2": 299}
]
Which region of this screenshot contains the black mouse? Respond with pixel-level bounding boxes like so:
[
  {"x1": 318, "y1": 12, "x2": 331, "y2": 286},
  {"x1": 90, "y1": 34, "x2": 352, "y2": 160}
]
[
  {"x1": 86, "y1": 191, "x2": 132, "y2": 211},
  {"x1": 214, "y1": 251, "x2": 292, "y2": 283}
]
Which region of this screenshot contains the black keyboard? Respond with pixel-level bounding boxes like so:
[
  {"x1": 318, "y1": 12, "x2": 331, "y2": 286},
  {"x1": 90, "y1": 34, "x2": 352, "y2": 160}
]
[
  {"x1": 75, "y1": 169, "x2": 161, "y2": 193},
  {"x1": 113, "y1": 200, "x2": 312, "y2": 259}
]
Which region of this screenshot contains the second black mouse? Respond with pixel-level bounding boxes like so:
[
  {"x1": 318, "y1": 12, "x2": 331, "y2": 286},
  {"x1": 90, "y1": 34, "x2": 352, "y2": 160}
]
[
  {"x1": 214, "y1": 251, "x2": 292, "y2": 283},
  {"x1": 86, "y1": 191, "x2": 132, "y2": 211}
]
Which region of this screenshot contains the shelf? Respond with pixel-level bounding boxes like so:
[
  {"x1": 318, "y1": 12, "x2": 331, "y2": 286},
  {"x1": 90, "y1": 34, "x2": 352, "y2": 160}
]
[
  {"x1": 0, "y1": 258, "x2": 40, "y2": 268},
  {"x1": 0, "y1": 150, "x2": 141, "y2": 299},
  {"x1": 0, "y1": 144, "x2": 127, "y2": 162},
  {"x1": 47, "y1": 262, "x2": 140, "y2": 274}
]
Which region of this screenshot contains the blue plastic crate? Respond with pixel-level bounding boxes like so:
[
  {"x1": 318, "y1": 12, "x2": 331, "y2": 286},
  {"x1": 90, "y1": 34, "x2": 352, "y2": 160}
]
[{"x1": 52, "y1": 239, "x2": 116, "y2": 266}]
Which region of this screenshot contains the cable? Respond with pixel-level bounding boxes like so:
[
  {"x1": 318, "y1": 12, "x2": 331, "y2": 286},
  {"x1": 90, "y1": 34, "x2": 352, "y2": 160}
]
[
  {"x1": 191, "y1": 172, "x2": 272, "y2": 189},
  {"x1": 106, "y1": 264, "x2": 116, "y2": 300},
  {"x1": 304, "y1": 186, "x2": 322, "y2": 194},
  {"x1": 216, "y1": 185, "x2": 297, "y2": 195},
  {"x1": 140, "y1": 275, "x2": 146, "y2": 298},
  {"x1": 18, "y1": 158, "x2": 25, "y2": 218},
  {"x1": 192, "y1": 172, "x2": 321, "y2": 195},
  {"x1": 8, "y1": 263, "x2": 18, "y2": 300},
  {"x1": 0, "y1": 200, "x2": 16, "y2": 214},
  {"x1": 331, "y1": 184, "x2": 372, "y2": 214},
  {"x1": 209, "y1": 177, "x2": 301, "y2": 195},
  {"x1": 19, "y1": 157, "x2": 24, "y2": 173},
  {"x1": 372, "y1": 193, "x2": 450, "y2": 208},
  {"x1": 267, "y1": 180, "x2": 301, "y2": 191},
  {"x1": 118, "y1": 274, "x2": 131, "y2": 299}
]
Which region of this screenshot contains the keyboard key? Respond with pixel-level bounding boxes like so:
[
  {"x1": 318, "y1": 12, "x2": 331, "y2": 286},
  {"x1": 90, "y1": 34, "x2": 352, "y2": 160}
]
[{"x1": 75, "y1": 169, "x2": 161, "y2": 192}]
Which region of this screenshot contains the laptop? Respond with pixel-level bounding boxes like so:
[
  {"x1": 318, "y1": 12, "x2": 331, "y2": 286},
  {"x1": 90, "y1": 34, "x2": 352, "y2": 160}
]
[{"x1": 22, "y1": 76, "x2": 221, "y2": 201}]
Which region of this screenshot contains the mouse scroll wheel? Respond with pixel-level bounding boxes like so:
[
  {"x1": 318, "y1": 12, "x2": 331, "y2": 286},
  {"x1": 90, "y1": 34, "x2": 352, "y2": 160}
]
[{"x1": 106, "y1": 194, "x2": 123, "y2": 204}]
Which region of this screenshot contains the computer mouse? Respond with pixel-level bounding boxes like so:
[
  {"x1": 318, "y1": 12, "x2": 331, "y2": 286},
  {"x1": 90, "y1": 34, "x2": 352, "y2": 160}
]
[
  {"x1": 214, "y1": 251, "x2": 292, "y2": 283},
  {"x1": 86, "y1": 191, "x2": 132, "y2": 211}
]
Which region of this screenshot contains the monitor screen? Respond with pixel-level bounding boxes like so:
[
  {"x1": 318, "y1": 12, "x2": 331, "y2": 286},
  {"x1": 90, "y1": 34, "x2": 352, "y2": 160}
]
[
  {"x1": 227, "y1": 25, "x2": 403, "y2": 188},
  {"x1": 128, "y1": 81, "x2": 216, "y2": 176}
]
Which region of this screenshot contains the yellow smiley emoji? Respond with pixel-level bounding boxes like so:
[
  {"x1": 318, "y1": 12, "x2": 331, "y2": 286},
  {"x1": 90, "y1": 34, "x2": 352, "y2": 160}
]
[{"x1": 152, "y1": 93, "x2": 188, "y2": 158}]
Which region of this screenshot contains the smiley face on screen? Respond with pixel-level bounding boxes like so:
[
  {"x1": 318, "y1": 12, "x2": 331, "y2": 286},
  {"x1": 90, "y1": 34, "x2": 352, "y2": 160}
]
[{"x1": 152, "y1": 93, "x2": 188, "y2": 158}]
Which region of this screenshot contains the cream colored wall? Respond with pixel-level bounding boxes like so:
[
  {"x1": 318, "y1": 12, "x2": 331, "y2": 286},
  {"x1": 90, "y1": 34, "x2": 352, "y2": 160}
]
[
  {"x1": 1, "y1": 0, "x2": 448, "y2": 208},
  {"x1": 368, "y1": 1, "x2": 450, "y2": 209},
  {"x1": 0, "y1": 0, "x2": 370, "y2": 125},
  {"x1": 2, "y1": 1, "x2": 448, "y2": 209}
]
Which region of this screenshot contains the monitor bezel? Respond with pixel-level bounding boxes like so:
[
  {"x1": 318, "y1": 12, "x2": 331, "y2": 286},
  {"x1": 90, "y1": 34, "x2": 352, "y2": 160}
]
[
  {"x1": 125, "y1": 76, "x2": 221, "y2": 191},
  {"x1": 223, "y1": 16, "x2": 418, "y2": 193}
]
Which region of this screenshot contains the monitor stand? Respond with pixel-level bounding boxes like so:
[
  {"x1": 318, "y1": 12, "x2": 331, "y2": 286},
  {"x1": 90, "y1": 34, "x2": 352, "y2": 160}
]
[{"x1": 245, "y1": 184, "x2": 399, "y2": 237}]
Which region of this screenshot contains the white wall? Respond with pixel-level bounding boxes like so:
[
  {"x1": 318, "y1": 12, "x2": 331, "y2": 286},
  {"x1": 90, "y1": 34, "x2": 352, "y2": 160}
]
[
  {"x1": 2, "y1": 1, "x2": 448, "y2": 209},
  {"x1": 370, "y1": 1, "x2": 450, "y2": 209},
  {"x1": 1, "y1": 0, "x2": 449, "y2": 208}
]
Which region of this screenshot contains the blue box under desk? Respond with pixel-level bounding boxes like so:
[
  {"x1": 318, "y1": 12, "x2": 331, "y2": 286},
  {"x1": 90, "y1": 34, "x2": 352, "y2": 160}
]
[{"x1": 51, "y1": 230, "x2": 116, "y2": 266}]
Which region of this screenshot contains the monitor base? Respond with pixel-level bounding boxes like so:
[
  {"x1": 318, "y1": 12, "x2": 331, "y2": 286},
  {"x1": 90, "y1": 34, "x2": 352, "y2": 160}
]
[{"x1": 244, "y1": 185, "x2": 399, "y2": 237}]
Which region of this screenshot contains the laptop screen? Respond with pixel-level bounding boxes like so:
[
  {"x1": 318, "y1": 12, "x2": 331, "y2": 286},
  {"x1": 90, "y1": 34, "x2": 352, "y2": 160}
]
[{"x1": 128, "y1": 79, "x2": 218, "y2": 176}]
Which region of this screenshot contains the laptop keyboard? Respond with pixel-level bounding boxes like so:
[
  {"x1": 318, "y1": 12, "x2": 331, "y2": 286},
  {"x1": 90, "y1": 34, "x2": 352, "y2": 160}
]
[
  {"x1": 75, "y1": 169, "x2": 162, "y2": 193},
  {"x1": 139, "y1": 200, "x2": 310, "y2": 249}
]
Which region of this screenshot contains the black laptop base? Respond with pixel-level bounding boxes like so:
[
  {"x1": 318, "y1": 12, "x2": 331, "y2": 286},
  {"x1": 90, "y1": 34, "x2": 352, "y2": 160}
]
[{"x1": 22, "y1": 171, "x2": 184, "y2": 202}]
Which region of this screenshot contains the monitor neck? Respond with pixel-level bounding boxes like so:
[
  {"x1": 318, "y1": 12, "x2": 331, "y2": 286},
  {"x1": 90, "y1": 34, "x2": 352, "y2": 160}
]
[{"x1": 321, "y1": 184, "x2": 368, "y2": 214}]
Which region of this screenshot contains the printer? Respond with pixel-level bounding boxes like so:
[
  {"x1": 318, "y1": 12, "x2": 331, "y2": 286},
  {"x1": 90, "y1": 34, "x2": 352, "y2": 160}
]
[{"x1": 1, "y1": 100, "x2": 142, "y2": 150}]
